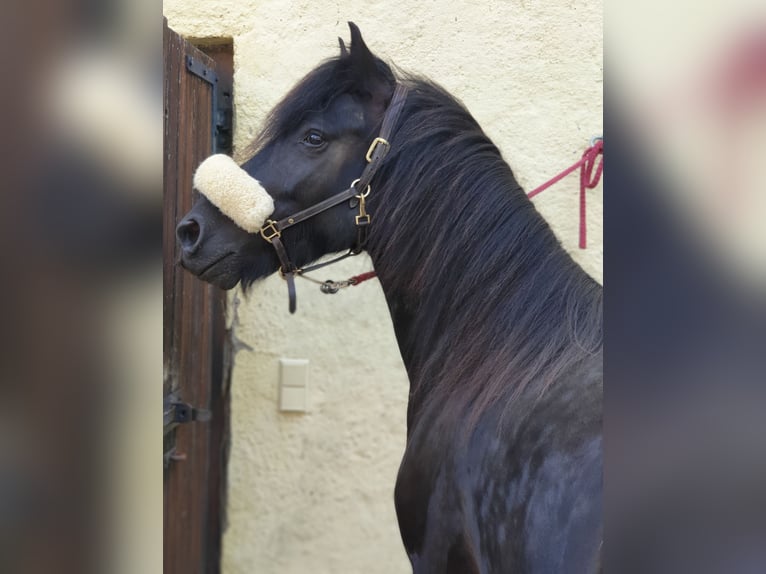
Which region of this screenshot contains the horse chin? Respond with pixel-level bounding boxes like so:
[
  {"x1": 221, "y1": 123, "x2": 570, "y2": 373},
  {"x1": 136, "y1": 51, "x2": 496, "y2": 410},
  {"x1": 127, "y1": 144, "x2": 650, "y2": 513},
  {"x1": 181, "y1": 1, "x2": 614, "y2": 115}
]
[
  {"x1": 199, "y1": 264, "x2": 241, "y2": 289},
  {"x1": 204, "y1": 272, "x2": 240, "y2": 290},
  {"x1": 192, "y1": 255, "x2": 242, "y2": 290}
]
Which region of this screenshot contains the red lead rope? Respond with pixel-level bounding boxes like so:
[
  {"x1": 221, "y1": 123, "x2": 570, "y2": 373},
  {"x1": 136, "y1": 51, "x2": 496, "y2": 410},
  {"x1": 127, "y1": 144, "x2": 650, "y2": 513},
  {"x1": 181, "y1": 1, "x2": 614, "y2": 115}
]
[
  {"x1": 349, "y1": 271, "x2": 378, "y2": 285},
  {"x1": 527, "y1": 138, "x2": 603, "y2": 249},
  {"x1": 338, "y1": 139, "x2": 603, "y2": 288}
]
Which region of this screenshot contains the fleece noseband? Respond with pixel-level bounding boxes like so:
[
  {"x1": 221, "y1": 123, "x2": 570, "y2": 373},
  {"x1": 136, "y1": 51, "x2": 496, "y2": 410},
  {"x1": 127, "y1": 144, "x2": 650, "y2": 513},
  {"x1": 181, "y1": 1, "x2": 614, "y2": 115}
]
[
  {"x1": 193, "y1": 154, "x2": 274, "y2": 232},
  {"x1": 193, "y1": 83, "x2": 408, "y2": 313}
]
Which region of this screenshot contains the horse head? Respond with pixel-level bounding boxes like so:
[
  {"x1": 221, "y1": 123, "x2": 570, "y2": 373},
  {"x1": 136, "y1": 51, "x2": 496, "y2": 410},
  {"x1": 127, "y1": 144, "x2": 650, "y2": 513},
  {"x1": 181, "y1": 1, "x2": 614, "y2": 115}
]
[{"x1": 176, "y1": 23, "x2": 396, "y2": 291}]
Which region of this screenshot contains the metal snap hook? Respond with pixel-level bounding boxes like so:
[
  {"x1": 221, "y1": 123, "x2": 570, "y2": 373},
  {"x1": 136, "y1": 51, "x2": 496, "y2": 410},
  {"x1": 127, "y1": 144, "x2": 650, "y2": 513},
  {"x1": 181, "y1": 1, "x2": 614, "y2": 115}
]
[{"x1": 320, "y1": 280, "x2": 341, "y2": 294}]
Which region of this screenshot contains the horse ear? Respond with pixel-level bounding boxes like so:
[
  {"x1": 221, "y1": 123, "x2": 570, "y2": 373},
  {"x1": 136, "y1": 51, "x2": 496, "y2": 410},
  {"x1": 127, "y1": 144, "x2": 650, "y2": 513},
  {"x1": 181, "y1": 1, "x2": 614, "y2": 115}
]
[
  {"x1": 338, "y1": 37, "x2": 348, "y2": 58},
  {"x1": 347, "y1": 22, "x2": 377, "y2": 80},
  {"x1": 346, "y1": 21, "x2": 392, "y2": 110}
]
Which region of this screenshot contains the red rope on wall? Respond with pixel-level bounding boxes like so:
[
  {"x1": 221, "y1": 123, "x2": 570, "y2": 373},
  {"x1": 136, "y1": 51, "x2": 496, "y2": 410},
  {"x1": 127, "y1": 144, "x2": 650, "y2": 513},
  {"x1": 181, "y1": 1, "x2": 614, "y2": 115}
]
[
  {"x1": 345, "y1": 138, "x2": 604, "y2": 288},
  {"x1": 527, "y1": 138, "x2": 603, "y2": 249}
]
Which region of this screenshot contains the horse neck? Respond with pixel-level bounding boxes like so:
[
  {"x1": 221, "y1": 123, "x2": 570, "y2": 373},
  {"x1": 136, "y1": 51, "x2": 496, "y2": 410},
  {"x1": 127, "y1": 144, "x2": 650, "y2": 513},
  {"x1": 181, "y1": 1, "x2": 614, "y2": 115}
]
[{"x1": 365, "y1": 138, "x2": 601, "y2": 426}]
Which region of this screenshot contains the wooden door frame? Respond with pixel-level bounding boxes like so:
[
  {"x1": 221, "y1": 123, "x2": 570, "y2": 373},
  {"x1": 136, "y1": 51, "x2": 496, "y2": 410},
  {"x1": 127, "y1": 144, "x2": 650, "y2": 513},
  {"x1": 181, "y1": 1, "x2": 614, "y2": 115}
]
[{"x1": 163, "y1": 18, "x2": 232, "y2": 574}]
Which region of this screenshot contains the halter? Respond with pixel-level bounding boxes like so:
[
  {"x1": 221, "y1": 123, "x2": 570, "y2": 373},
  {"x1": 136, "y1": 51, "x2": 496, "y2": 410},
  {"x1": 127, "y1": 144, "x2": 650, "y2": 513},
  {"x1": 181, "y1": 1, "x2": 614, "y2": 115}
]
[{"x1": 258, "y1": 84, "x2": 409, "y2": 313}]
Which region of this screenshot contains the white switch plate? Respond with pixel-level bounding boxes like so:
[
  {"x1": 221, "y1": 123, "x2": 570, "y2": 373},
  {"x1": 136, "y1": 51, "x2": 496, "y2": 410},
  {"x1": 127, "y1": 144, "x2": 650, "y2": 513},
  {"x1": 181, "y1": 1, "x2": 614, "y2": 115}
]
[{"x1": 279, "y1": 358, "x2": 308, "y2": 412}]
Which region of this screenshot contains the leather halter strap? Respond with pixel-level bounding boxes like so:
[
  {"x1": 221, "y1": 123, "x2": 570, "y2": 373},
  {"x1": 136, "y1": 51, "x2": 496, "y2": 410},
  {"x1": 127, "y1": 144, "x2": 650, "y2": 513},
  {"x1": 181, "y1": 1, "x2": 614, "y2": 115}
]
[{"x1": 260, "y1": 83, "x2": 409, "y2": 313}]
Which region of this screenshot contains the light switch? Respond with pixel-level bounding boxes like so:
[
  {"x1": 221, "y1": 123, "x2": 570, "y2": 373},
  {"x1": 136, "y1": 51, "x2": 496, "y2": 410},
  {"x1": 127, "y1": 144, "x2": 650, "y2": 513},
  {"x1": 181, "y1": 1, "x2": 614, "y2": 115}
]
[{"x1": 279, "y1": 358, "x2": 308, "y2": 412}]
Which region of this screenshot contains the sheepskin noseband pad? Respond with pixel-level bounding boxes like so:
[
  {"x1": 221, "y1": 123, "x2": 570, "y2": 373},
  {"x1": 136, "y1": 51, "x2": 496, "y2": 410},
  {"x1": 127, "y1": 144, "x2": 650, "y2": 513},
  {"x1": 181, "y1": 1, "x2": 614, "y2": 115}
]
[{"x1": 192, "y1": 154, "x2": 275, "y2": 233}]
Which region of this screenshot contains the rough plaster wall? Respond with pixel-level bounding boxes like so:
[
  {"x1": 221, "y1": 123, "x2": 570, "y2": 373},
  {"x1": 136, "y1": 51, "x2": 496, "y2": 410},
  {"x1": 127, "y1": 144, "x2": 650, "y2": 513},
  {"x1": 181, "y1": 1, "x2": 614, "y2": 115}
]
[{"x1": 164, "y1": 2, "x2": 602, "y2": 573}]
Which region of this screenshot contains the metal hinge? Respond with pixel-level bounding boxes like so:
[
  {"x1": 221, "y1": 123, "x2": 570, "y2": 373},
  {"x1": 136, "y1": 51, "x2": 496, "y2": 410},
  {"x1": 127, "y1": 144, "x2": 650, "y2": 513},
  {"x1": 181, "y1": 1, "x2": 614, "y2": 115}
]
[
  {"x1": 185, "y1": 55, "x2": 232, "y2": 153},
  {"x1": 163, "y1": 392, "x2": 211, "y2": 468},
  {"x1": 164, "y1": 393, "x2": 211, "y2": 429}
]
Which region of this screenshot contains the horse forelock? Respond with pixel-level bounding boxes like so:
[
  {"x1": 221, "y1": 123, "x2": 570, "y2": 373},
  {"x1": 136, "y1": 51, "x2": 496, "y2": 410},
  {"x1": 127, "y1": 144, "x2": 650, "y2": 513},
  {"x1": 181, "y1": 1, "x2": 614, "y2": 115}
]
[{"x1": 245, "y1": 55, "x2": 396, "y2": 158}]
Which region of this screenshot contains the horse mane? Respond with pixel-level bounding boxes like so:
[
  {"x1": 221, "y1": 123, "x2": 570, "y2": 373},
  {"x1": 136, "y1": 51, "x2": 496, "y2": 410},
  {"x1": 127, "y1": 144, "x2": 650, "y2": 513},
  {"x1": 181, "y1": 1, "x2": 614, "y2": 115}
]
[
  {"x1": 248, "y1": 55, "x2": 603, "y2": 429},
  {"x1": 369, "y1": 73, "x2": 603, "y2": 428}
]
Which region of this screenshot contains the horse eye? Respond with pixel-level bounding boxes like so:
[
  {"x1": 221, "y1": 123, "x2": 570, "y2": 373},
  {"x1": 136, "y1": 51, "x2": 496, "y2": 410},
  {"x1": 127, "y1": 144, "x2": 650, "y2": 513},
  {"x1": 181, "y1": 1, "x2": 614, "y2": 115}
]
[{"x1": 303, "y1": 130, "x2": 325, "y2": 147}]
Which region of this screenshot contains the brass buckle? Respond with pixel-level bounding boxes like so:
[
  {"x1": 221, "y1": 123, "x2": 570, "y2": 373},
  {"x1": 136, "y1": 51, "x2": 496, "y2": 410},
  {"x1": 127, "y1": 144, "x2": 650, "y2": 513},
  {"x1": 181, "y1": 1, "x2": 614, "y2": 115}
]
[
  {"x1": 260, "y1": 220, "x2": 281, "y2": 243},
  {"x1": 278, "y1": 266, "x2": 300, "y2": 278},
  {"x1": 365, "y1": 137, "x2": 390, "y2": 163}
]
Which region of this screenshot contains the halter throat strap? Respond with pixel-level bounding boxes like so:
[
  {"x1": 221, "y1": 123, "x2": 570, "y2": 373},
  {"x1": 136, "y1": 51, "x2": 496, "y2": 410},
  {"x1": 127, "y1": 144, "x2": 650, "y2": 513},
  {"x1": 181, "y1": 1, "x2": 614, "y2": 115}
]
[{"x1": 260, "y1": 83, "x2": 409, "y2": 313}]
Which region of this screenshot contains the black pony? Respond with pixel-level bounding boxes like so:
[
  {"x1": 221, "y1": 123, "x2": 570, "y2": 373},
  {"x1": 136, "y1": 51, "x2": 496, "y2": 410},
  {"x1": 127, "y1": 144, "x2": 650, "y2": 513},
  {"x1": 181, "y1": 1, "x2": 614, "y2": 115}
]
[{"x1": 177, "y1": 23, "x2": 602, "y2": 574}]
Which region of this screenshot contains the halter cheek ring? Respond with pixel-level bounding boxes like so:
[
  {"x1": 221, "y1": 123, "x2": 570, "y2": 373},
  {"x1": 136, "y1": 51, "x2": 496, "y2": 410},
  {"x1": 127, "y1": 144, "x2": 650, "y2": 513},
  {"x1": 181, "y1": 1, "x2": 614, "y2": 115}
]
[{"x1": 192, "y1": 154, "x2": 274, "y2": 233}]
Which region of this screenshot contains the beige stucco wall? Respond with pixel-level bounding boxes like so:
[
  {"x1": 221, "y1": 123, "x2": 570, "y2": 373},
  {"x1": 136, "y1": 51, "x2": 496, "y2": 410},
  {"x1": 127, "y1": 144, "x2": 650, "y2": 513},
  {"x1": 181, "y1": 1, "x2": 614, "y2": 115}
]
[{"x1": 164, "y1": 2, "x2": 602, "y2": 573}]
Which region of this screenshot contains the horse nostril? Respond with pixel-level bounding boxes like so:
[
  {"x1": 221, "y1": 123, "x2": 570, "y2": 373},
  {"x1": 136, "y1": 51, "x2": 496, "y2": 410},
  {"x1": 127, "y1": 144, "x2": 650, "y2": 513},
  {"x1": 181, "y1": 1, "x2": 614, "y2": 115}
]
[{"x1": 176, "y1": 217, "x2": 202, "y2": 252}]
